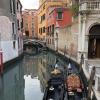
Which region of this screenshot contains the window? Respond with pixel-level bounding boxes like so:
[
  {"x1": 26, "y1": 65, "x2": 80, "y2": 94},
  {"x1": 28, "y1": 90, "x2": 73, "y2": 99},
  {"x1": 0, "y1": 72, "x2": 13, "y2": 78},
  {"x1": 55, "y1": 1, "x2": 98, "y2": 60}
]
[
  {"x1": 18, "y1": 37, "x2": 20, "y2": 48},
  {"x1": 32, "y1": 23, "x2": 34, "y2": 28},
  {"x1": 13, "y1": 0, "x2": 16, "y2": 14},
  {"x1": 41, "y1": 14, "x2": 45, "y2": 22},
  {"x1": 41, "y1": 28, "x2": 42, "y2": 34},
  {"x1": 39, "y1": 28, "x2": 41, "y2": 33},
  {"x1": 41, "y1": 16, "x2": 42, "y2": 22},
  {"x1": 43, "y1": 14, "x2": 45, "y2": 20},
  {"x1": 48, "y1": 26, "x2": 49, "y2": 33},
  {"x1": 17, "y1": 20, "x2": 19, "y2": 29},
  {"x1": 50, "y1": 26, "x2": 51, "y2": 33},
  {"x1": 13, "y1": 41, "x2": 16, "y2": 49},
  {"x1": 52, "y1": 24, "x2": 54, "y2": 34},
  {"x1": 32, "y1": 18, "x2": 34, "y2": 21},
  {"x1": 10, "y1": 0, "x2": 16, "y2": 14},
  {"x1": 21, "y1": 19, "x2": 23, "y2": 29},
  {"x1": 12, "y1": 23, "x2": 15, "y2": 34},
  {"x1": 10, "y1": 0, "x2": 12, "y2": 13},
  {"x1": 57, "y1": 8, "x2": 63, "y2": 20},
  {"x1": 43, "y1": 27, "x2": 45, "y2": 33},
  {"x1": 26, "y1": 23, "x2": 28, "y2": 29},
  {"x1": 32, "y1": 30, "x2": 34, "y2": 35},
  {"x1": 57, "y1": 12, "x2": 63, "y2": 19},
  {"x1": 17, "y1": 2, "x2": 18, "y2": 10}
]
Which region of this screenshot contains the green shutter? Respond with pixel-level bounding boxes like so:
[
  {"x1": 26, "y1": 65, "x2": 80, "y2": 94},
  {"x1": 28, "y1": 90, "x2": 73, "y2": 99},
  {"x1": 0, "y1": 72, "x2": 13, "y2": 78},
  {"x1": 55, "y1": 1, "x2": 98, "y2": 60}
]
[{"x1": 57, "y1": 8, "x2": 63, "y2": 13}]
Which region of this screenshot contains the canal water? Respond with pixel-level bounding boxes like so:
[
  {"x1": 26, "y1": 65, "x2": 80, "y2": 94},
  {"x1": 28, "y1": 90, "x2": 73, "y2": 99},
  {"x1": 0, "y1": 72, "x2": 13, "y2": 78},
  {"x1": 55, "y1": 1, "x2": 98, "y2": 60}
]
[{"x1": 0, "y1": 51, "x2": 68, "y2": 100}]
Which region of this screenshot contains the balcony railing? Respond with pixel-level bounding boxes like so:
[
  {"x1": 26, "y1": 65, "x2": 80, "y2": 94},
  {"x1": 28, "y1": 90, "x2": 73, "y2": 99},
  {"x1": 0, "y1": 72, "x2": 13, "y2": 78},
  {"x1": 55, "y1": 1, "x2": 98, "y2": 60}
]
[{"x1": 80, "y1": 1, "x2": 100, "y2": 13}]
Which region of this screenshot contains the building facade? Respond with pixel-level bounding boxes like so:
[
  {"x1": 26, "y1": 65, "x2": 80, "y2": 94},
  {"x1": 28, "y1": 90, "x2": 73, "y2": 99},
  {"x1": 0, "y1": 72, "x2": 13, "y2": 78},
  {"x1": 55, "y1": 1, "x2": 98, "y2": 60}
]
[
  {"x1": 22, "y1": 9, "x2": 38, "y2": 39},
  {"x1": 38, "y1": 0, "x2": 67, "y2": 40},
  {"x1": 39, "y1": 0, "x2": 67, "y2": 6},
  {"x1": 0, "y1": 0, "x2": 23, "y2": 63},
  {"x1": 16, "y1": 0, "x2": 23, "y2": 55},
  {"x1": 55, "y1": 0, "x2": 100, "y2": 99},
  {"x1": 46, "y1": 7, "x2": 72, "y2": 50},
  {"x1": 79, "y1": 0, "x2": 100, "y2": 99}
]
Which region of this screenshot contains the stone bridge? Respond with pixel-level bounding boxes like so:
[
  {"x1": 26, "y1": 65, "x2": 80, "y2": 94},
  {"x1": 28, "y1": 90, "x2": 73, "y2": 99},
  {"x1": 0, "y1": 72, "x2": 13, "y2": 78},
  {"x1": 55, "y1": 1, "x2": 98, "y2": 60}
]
[{"x1": 23, "y1": 39, "x2": 47, "y2": 52}]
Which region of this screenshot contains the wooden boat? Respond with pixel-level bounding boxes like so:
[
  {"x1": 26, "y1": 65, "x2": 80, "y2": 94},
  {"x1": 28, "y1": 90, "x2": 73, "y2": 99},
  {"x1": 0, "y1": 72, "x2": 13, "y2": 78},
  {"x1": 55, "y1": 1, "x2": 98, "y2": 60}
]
[
  {"x1": 66, "y1": 73, "x2": 84, "y2": 100},
  {"x1": 43, "y1": 69, "x2": 65, "y2": 100}
]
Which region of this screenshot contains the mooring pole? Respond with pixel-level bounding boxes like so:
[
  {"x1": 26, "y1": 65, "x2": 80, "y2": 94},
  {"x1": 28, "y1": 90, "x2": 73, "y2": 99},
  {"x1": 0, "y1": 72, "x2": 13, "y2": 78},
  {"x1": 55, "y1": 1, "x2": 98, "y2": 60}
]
[
  {"x1": 0, "y1": 50, "x2": 3, "y2": 74},
  {"x1": 88, "y1": 66, "x2": 96, "y2": 100},
  {"x1": 79, "y1": 53, "x2": 84, "y2": 73}
]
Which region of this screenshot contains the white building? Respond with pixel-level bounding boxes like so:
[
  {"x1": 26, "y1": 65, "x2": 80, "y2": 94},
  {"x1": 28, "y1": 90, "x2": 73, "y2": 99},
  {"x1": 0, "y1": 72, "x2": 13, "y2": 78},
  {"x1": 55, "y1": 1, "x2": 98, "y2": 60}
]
[
  {"x1": 0, "y1": 0, "x2": 23, "y2": 63},
  {"x1": 16, "y1": 0, "x2": 23, "y2": 55},
  {"x1": 79, "y1": 0, "x2": 100, "y2": 99}
]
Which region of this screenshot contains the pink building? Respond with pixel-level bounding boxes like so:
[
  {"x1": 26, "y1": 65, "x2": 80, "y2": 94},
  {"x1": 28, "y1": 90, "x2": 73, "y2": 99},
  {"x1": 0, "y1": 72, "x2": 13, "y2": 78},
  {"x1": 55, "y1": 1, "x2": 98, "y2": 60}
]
[
  {"x1": 17, "y1": 0, "x2": 23, "y2": 55},
  {"x1": 22, "y1": 9, "x2": 38, "y2": 39}
]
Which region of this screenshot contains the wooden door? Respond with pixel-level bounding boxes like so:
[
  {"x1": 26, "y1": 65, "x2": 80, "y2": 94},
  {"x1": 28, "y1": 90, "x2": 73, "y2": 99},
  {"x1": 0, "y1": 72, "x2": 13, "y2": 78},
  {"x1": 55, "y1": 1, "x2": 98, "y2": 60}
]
[
  {"x1": 96, "y1": 39, "x2": 100, "y2": 58},
  {"x1": 88, "y1": 39, "x2": 94, "y2": 58}
]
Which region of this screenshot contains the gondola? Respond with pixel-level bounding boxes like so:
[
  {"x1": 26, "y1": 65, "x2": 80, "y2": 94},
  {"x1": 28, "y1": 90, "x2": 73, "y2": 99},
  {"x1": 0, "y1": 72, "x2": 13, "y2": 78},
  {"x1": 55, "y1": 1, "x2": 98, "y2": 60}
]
[
  {"x1": 66, "y1": 73, "x2": 84, "y2": 100},
  {"x1": 43, "y1": 69, "x2": 65, "y2": 100}
]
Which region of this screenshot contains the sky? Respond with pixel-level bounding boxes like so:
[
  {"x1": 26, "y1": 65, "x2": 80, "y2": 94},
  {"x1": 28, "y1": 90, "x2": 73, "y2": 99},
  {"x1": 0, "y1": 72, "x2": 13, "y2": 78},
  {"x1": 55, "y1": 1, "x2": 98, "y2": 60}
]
[{"x1": 20, "y1": 0, "x2": 39, "y2": 10}]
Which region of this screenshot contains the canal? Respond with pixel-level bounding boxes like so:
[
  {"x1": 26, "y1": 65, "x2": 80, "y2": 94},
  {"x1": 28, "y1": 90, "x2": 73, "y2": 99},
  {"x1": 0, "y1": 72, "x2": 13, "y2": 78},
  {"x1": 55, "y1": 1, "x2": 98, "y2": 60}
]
[{"x1": 0, "y1": 51, "x2": 69, "y2": 100}]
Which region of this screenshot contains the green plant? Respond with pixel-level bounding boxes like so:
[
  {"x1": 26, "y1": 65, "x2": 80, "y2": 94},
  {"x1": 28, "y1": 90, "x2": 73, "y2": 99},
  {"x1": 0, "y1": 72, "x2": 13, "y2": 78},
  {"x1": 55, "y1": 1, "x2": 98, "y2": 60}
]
[{"x1": 71, "y1": 4, "x2": 79, "y2": 17}]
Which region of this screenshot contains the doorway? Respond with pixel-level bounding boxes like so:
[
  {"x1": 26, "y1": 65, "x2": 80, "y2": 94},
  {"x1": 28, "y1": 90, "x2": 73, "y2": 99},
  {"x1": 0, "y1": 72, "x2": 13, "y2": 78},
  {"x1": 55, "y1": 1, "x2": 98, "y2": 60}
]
[
  {"x1": 88, "y1": 24, "x2": 100, "y2": 58},
  {"x1": 25, "y1": 30, "x2": 29, "y2": 37}
]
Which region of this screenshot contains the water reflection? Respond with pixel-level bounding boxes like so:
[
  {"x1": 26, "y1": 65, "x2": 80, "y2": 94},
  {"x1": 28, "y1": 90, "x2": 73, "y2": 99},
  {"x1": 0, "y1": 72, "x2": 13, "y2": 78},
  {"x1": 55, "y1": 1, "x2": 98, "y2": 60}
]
[
  {"x1": 0, "y1": 62, "x2": 24, "y2": 100},
  {"x1": 0, "y1": 52, "x2": 67, "y2": 100},
  {"x1": 23, "y1": 52, "x2": 57, "y2": 94},
  {"x1": 24, "y1": 75, "x2": 43, "y2": 100}
]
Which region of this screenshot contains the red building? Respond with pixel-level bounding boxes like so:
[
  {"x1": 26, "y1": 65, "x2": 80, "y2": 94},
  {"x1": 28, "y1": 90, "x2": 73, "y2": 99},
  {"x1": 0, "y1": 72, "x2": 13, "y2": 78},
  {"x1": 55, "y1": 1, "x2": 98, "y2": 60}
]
[
  {"x1": 47, "y1": 7, "x2": 72, "y2": 28},
  {"x1": 46, "y1": 6, "x2": 72, "y2": 48}
]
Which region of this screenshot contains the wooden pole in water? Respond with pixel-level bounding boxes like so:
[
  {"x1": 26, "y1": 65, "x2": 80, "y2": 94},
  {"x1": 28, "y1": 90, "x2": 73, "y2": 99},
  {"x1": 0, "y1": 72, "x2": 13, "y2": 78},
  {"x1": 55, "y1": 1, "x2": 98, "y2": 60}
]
[
  {"x1": 87, "y1": 66, "x2": 96, "y2": 100},
  {"x1": 0, "y1": 51, "x2": 3, "y2": 74},
  {"x1": 79, "y1": 54, "x2": 84, "y2": 73}
]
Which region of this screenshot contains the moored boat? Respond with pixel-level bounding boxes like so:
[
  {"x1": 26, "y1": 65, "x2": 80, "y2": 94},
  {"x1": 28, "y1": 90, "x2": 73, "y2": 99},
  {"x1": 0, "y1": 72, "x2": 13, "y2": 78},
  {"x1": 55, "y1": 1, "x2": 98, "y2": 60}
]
[
  {"x1": 43, "y1": 69, "x2": 65, "y2": 100},
  {"x1": 66, "y1": 73, "x2": 84, "y2": 100}
]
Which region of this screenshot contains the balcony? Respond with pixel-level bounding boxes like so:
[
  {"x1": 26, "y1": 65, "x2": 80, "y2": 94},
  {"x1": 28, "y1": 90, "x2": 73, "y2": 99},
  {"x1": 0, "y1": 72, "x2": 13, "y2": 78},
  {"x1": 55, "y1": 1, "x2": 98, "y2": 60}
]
[{"x1": 79, "y1": 1, "x2": 100, "y2": 14}]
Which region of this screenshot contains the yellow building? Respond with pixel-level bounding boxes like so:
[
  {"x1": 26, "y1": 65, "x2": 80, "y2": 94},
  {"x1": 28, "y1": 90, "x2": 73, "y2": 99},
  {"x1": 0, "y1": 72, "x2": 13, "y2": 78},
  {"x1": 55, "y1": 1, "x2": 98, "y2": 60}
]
[
  {"x1": 39, "y1": 0, "x2": 46, "y2": 6},
  {"x1": 38, "y1": 0, "x2": 67, "y2": 40}
]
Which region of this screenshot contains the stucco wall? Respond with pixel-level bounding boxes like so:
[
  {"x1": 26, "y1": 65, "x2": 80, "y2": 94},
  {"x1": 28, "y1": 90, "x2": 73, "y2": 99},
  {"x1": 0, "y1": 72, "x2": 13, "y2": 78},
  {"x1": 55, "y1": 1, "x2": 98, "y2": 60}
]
[
  {"x1": 58, "y1": 21, "x2": 78, "y2": 59},
  {"x1": 1, "y1": 41, "x2": 18, "y2": 63},
  {"x1": 0, "y1": 16, "x2": 18, "y2": 63},
  {"x1": 0, "y1": 16, "x2": 12, "y2": 41}
]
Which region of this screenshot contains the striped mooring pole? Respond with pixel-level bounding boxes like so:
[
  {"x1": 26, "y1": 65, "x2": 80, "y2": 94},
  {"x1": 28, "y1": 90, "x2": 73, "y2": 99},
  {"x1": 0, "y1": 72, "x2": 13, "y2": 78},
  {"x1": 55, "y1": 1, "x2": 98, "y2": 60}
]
[{"x1": 0, "y1": 50, "x2": 3, "y2": 74}]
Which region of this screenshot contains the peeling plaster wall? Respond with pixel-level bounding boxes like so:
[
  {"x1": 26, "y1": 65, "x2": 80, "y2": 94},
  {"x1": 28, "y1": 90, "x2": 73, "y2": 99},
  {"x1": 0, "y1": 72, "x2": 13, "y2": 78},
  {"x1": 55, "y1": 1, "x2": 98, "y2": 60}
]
[
  {"x1": 0, "y1": 16, "x2": 18, "y2": 63},
  {"x1": 58, "y1": 21, "x2": 78, "y2": 59}
]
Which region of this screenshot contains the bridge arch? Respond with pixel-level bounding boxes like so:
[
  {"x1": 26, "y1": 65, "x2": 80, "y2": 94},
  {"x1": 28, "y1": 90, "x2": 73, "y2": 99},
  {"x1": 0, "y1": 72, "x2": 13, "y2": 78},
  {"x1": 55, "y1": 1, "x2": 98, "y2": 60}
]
[{"x1": 23, "y1": 39, "x2": 47, "y2": 53}]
